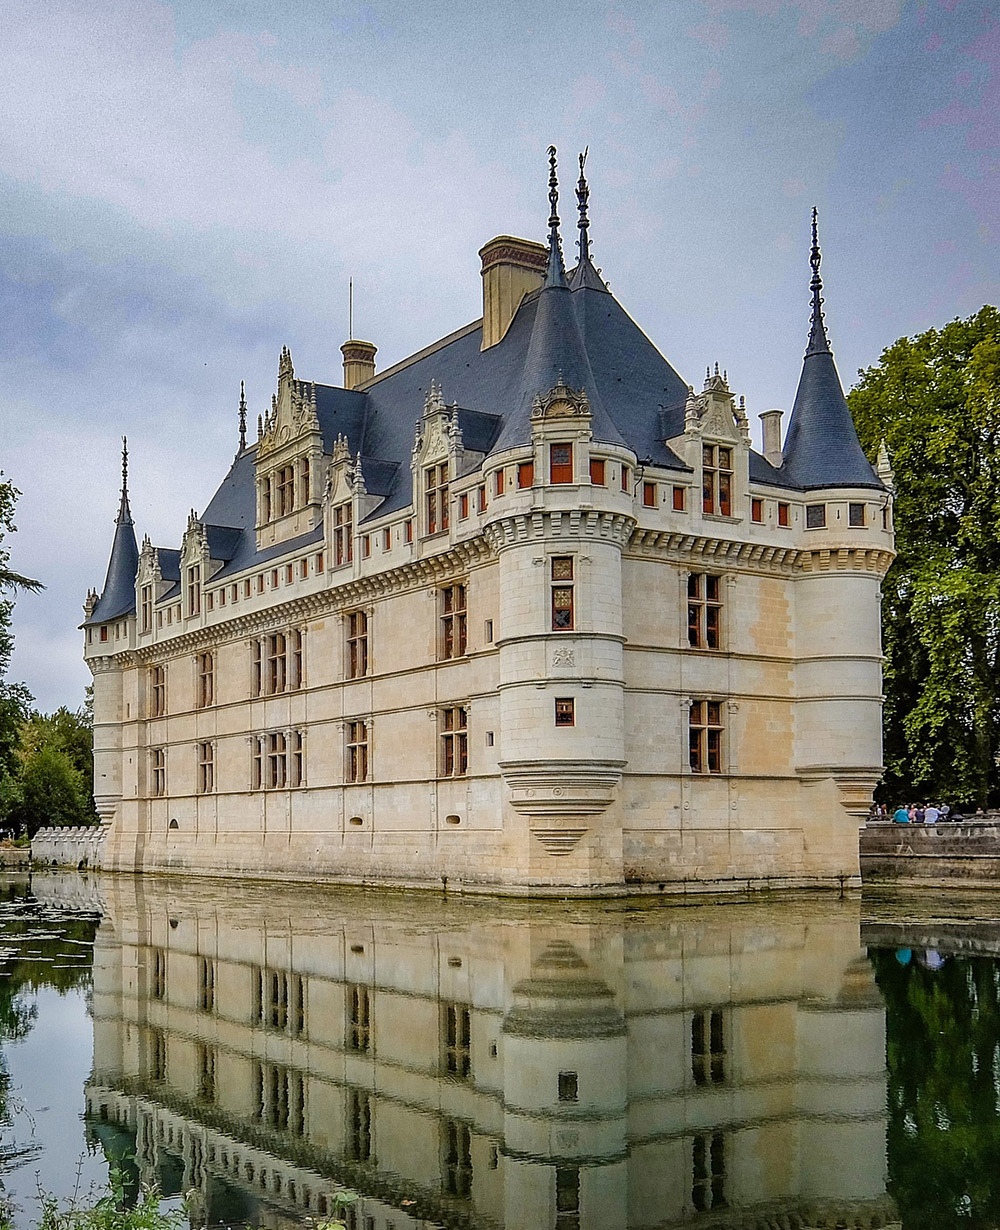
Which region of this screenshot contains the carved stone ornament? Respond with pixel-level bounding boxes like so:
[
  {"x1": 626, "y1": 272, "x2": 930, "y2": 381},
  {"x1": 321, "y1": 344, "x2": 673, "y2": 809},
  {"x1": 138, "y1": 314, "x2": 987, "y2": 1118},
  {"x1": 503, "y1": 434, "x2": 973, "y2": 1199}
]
[
  {"x1": 531, "y1": 379, "x2": 590, "y2": 421},
  {"x1": 552, "y1": 648, "x2": 575, "y2": 666}
]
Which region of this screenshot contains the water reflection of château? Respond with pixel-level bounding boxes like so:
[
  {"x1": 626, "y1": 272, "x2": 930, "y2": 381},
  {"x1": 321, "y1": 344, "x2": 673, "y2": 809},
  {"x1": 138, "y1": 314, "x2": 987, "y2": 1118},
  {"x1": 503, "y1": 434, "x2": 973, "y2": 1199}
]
[{"x1": 82, "y1": 877, "x2": 900, "y2": 1230}]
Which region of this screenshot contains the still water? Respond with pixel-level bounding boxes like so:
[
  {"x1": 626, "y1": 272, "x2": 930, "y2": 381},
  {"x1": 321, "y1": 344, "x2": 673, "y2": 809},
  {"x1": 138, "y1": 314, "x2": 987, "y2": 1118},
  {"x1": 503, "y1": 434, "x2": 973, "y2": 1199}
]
[{"x1": 1, "y1": 873, "x2": 997, "y2": 1229}]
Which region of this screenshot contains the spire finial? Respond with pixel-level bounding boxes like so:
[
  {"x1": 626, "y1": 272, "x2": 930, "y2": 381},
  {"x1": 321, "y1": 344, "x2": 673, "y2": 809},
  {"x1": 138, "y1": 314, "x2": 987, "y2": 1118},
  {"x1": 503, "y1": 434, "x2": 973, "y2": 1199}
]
[
  {"x1": 544, "y1": 145, "x2": 567, "y2": 287},
  {"x1": 238, "y1": 380, "x2": 247, "y2": 452},
  {"x1": 576, "y1": 147, "x2": 591, "y2": 264},
  {"x1": 117, "y1": 435, "x2": 132, "y2": 525},
  {"x1": 806, "y1": 206, "x2": 831, "y2": 357}
]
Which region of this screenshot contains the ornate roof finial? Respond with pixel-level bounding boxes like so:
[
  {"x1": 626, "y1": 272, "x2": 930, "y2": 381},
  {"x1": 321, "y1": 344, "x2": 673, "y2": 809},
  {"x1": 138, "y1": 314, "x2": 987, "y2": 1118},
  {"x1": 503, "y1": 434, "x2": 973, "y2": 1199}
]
[
  {"x1": 576, "y1": 147, "x2": 591, "y2": 264},
  {"x1": 118, "y1": 435, "x2": 132, "y2": 525},
  {"x1": 806, "y1": 206, "x2": 832, "y2": 357},
  {"x1": 544, "y1": 145, "x2": 566, "y2": 287},
  {"x1": 238, "y1": 380, "x2": 247, "y2": 452}
]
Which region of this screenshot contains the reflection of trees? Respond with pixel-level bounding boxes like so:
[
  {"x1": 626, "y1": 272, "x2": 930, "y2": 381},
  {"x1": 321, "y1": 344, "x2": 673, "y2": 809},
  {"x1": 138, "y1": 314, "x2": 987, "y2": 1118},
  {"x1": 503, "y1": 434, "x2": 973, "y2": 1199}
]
[
  {"x1": 872, "y1": 950, "x2": 1000, "y2": 1228},
  {"x1": 0, "y1": 887, "x2": 99, "y2": 1178}
]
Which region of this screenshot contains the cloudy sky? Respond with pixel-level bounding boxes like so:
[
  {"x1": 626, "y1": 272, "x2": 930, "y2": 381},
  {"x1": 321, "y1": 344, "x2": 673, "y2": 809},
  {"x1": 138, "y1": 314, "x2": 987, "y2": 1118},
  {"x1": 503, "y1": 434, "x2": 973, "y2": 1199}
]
[{"x1": 2, "y1": 0, "x2": 996, "y2": 711}]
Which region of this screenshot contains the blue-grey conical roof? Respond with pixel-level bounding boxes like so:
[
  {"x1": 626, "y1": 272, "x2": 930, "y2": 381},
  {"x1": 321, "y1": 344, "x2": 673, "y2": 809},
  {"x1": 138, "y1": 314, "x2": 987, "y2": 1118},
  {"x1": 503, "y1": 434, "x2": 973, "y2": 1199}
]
[
  {"x1": 86, "y1": 455, "x2": 139, "y2": 625},
  {"x1": 780, "y1": 212, "x2": 882, "y2": 491}
]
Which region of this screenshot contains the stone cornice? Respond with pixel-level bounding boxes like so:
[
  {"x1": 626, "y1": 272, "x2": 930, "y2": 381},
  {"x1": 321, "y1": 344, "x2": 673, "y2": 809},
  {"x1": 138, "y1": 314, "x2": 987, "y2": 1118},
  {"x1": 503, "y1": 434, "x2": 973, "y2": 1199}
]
[{"x1": 628, "y1": 527, "x2": 894, "y2": 579}]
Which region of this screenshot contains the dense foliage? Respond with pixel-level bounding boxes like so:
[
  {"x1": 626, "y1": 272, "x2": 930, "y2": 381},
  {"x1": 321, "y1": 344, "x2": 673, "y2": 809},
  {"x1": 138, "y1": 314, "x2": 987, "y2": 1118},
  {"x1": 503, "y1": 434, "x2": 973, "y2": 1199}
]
[
  {"x1": 0, "y1": 708, "x2": 97, "y2": 837},
  {"x1": 872, "y1": 949, "x2": 1000, "y2": 1228},
  {"x1": 848, "y1": 306, "x2": 1000, "y2": 806},
  {"x1": 0, "y1": 480, "x2": 36, "y2": 787}
]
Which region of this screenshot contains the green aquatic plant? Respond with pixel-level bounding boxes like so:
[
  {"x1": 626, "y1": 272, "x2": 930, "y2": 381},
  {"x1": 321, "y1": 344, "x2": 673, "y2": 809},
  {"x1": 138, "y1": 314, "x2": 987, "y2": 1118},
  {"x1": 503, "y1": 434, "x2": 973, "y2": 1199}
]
[{"x1": 316, "y1": 1189, "x2": 359, "y2": 1230}]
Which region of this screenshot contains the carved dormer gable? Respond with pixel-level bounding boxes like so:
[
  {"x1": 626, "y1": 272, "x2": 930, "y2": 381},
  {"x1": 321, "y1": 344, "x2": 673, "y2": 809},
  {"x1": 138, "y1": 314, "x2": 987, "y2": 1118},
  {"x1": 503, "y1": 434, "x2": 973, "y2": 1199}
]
[
  {"x1": 529, "y1": 377, "x2": 593, "y2": 450},
  {"x1": 83, "y1": 589, "x2": 99, "y2": 619},
  {"x1": 136, "y1": 536, "x2": 174, "y2": 602},
  {"x1": 411, "y1": 381, "x2": 457, "y2": 469},
  {"x1": 255, "y1": 347, "x2": 325, "y2": 549},
  {"x1": 667, "y1": 364, "x2": 750, "y2": 520},
  {"x1": 325, "y1": 434, "x2": 355, "y2": 507},
  {"x1": 408, "y1": 381, "x2": 464, "y2": 539}
]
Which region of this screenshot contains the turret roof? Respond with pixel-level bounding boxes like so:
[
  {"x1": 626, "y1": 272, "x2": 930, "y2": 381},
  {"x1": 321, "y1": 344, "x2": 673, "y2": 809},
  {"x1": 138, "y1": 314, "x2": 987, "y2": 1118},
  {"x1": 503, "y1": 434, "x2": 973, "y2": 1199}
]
[
  {"x1": 779, "y1": 211, "x2": 883, "y2": 491},
  {"x1": 85, "y1": 441, "x2": 139, "y2": 625}
]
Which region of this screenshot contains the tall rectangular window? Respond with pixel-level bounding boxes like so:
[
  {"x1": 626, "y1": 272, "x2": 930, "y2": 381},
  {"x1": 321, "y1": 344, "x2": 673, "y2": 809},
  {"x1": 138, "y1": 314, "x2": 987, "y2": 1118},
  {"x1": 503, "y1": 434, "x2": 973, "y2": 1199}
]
[
  {"x1": 441, "y1": 584, "x2": 467, "y2": 659},
  {"x1": 689, "y1": 701, "x2": 724, "y2": 774},
  {"x1": 299, "y1": 458, "x2": 310, "y2": 506},
  {"x1": 642, "y1": 481, "x2": 657, "y2": 507},
  {"x1": 555, "y1": 1167, "x2": 581, "y2": 1230},
  {"x1": 140, "y1": 584, "x2": 153, "y2": 634},
  {"x1": 426, "y1": 462, "x2": 450, "y2": 534},
  {"x1": 290, "y1": 628, "x2": 303, "y2": 689},
  {"x1": 347, "y1": 984, "x2": 371, "y2": 1052},
  {"x1": 197, "y1": 1043, "x2": 216, "y2": 1103},
  {"x1": 347, "y1": 611, "x2": 369, "y2": 678},
  {"x1": 494, "y1": 469, "x2": 505, "y2": 496},
  {"x1": 251, "y1": 632, "x2": 302, "y2": 696},
  {"x1": 688, "y1": 574, "x2": 722, "y2": 649},
  {"x1": 443, "y1": 1120, "x2": 472, "y2": 1199},
  {"x1": 151, "y1": 748, "x2": 166, "y2": 797},
  {"x1": 253, "y1": 1061, "x2": 305, "y2": 1135},
  {"x1": 276, "y1": 465, "x2": 295, "y2": 516},
  {"x1": 196, "y1": 652, "x2": 214, "y2": 708},
  {"x1": 267, "y1": 731, "x2": 287, "y2": 789},
  {"x1": 751, "y1": 497, "x2": 763, "y2": 523},
  {"x1": 443, "y1": 1002, "x2": 471, "y2": 1078},
  {"x1": 692, "y1": 1133, "x2": 726, "y2": 1212},
  {"x1": 347, "y1": 721, "x2": 369, "y2": 783},
  {"x1": 550, "y1": 443, "x2": 573, "y2": 484},
  {"x1": 551, "y1": 557, "x2": 574, "y2": 631},
  {"x1": 267, "y1": 632, "x2": 286, "y2": 695},
  {"x1": 777, "y1": 501, "x2": 790, "y2": 527},
  {"x1": 702, "y1": 444, "x2": 733, "y2": 516},
  {"x1": 347, "y1": 1089, "x2": 372, "y2": 1162},
  {"x1": 197, "y1": 742, "x2": 214, "y2": 794},
  {"x1": 692, "y1": 1009, "x2": 725, "y2": 1085},
  {"x1": 151, "y1": 948, "x2": 166, "y2": 999},
  {"x1": 672, "y1": 485, "x2": 686, "y2": 511},
  {"x1": 555, "y1": 698, "x2": 575, "y2": 727},
  {"x1": 477, "y1": 484, "x2": 487, "y2": 513},
  {"x1": 199, "y1": 957, "x2": 215, "y2": 1013},
  {"x1": 262, "y1": 476, "x2": 272, "y2": 523},
  {"x1": 590, "y1": 457, "x2": 606, "y2": 486},
  {"x1": 149, "y1": 1028, "x2": 167, "y2": 1083},
  {"x1": 290, "y1": 730, "x2": 304, "y2": 788},
  {"x1": 187, "y1": 565, "x2": 201, "y2": 617},
  {"x1": 440, "y1": 707, "x2": 468, "y2": 777},
  {"x1": 517, "y1": 460, "x2": 534, "y2": 488},
  {"x1": 334, "y1": 502, "x2": 353, "y2": 566},
  {"x1": 149, "y1": 666, "x2": 166, "y2": 717}
]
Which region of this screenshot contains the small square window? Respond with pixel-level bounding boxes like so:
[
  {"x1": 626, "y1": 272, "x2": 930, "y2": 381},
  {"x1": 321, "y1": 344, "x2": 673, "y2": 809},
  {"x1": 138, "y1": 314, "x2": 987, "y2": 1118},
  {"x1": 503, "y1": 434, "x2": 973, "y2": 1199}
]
[
  {"x1": 805, "y1": 503, "x2": 826, "y2": 529},
  {"x1": 777, "y1": 502, "x2": 790, "y2": 527},
  {"x1": 849, "y1": 502, "x2": 866, "y2": 527},
  {"x1": 558, "y1": 1071, "x2": 578, "y2": 1102},
  {"x1": 672, "y1": 485, "x2": 686, "y2": 511},
  {"x1": 555, "y1": 698, "x2": 575, "y2": 727},
  {"x1": 751, "y1": 497, "x2": 763, "y2": 523}
]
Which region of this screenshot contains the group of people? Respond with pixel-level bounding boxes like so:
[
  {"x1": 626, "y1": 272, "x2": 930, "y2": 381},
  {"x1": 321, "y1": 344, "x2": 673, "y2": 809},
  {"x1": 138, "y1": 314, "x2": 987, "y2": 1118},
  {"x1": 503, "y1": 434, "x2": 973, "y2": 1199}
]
[{"x1": 889, "y1": 802, "x2": 951, "y2": 824}]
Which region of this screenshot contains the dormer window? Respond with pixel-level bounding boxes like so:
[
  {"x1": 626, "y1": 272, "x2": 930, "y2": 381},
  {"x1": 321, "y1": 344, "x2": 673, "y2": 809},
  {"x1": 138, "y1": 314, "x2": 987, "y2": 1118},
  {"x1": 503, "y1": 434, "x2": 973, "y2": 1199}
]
[
  {"x1": 141, "y1": 585, "x2": 153, "y2": 634},
  {"x1": 550, "y1": 444, "x2": 573, "y2": 484},
  {"x1": 262, "y1": 479, "x2": 272, "y2": 523},
  {"x1": 299, "y1": 459, "x2": 310, "y2": 506},
  {"x1": 334, "y1": 502, "x2": 353, "y2": 566},
  {"x1": 276, "y1": 466, "x2": 295, "y2": 517},
  {"x1": 187, "y1": 565, "x2": 201, "y2": 617},
  {"x1": 702, "y1": 445, "x2": 732, "y2": 516},
  {"x1": 426, "y1": 463, "x2": 449, "y2": 535}
]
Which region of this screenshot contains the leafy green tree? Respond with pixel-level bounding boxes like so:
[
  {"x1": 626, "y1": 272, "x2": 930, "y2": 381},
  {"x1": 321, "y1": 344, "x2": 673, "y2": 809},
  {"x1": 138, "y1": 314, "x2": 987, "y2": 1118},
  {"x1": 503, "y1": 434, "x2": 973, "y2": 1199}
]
[
  {"x1": 0, "y1": 477, "x2": 38, "y2": 785},
  {"x1": 5, "y1": 745, "x2": 91, "y2": 837},
  {"x1": 849, "y1": 306, "x2": 1000, "y2": 806}
]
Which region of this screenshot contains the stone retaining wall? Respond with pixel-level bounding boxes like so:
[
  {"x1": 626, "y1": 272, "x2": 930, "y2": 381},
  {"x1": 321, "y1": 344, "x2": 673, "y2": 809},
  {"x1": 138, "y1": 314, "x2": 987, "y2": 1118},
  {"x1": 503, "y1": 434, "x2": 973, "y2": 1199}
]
[
  {"x1": 861, "y1": 820, "x2": 1000, "y2": 885},
  {"x1": 31, "y1": 825, "x2": 107, "y2": 868}
]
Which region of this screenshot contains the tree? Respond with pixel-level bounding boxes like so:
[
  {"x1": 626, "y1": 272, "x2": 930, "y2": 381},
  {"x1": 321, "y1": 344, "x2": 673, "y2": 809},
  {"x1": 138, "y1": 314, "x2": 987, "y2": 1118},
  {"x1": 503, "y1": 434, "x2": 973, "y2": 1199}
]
[
  {"x1": 848, "y1": 306, "x2": 1000, "y2": 806},
  {"x1": 0, "y1": 478, "x2": 37, "y2": 786}
]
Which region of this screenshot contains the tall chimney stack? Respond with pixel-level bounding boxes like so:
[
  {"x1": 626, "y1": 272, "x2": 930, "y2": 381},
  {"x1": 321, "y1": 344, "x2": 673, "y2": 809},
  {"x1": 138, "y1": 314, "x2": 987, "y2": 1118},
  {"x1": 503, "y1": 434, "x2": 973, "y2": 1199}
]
[
  {"x1": 341, "y1": 339, "x2": 377, "y2": 390},
  {"x1": 479, "y1": 236, "x2": 548, "y2": 350},
  {"x1": 759, "y1": 409, "x2": 784, "y2": 468}
]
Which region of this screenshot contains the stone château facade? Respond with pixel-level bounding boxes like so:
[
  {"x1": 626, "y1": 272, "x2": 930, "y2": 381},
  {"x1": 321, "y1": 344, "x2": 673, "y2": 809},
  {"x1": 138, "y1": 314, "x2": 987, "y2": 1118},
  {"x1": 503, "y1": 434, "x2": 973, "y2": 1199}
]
[{"x1": 82, "y1": 151, "x2": 894, "y2": 893}]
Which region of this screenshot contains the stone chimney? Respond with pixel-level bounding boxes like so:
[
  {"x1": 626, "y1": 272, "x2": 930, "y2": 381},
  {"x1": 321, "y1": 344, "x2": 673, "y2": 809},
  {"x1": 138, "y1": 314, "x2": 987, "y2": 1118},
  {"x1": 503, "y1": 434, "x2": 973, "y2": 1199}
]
[
  {"x1": 479, "y1": 235, "x2": 548, "y2": 350},
  {"x1": 341, "y1": 339, "x2": 377, "y2": 390},
  {"x1": 759, "y1": 409, "x2": 784, "y2": 468}
]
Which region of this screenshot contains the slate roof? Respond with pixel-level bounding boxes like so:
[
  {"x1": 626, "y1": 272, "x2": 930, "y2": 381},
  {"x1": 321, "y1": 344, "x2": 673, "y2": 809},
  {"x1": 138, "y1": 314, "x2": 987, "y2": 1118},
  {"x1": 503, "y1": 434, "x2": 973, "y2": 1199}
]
[
  {"x1": 779, "y1": 213, "x2": 882, "y2": 492},
  {"x1": 86, "y1": 489, "x2": 138, "y2": 626},
  {"x1": 89, "y1": 195, "x2": 882, "y2": 621}
]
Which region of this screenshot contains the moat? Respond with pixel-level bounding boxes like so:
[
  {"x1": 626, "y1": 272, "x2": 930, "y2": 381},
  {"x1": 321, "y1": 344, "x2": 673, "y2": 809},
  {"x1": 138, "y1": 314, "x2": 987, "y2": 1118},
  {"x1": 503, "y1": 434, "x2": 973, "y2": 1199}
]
[{"x1": 2, "y1": 874, "x2": 999, "y2": 1229}]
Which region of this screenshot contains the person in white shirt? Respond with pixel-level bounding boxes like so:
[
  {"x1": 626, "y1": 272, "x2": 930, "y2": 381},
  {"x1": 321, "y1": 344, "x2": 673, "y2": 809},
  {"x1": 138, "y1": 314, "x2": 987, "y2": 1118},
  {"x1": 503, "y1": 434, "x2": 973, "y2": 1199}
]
[{"x1": 925, "y1": 804, "x2": 940, "y2": 825}]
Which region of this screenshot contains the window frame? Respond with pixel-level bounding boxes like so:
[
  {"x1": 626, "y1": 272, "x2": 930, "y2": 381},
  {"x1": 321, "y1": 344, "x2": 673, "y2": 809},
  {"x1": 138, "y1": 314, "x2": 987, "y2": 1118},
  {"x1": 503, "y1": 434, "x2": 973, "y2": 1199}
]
[
  {"x1": 550, "y1": 556, "x2": 575, "y2": 632},
  {"x1": 440, "y1": 583, "x2": 468, "y2": 660},
  {"x1": 440, "y1": 706, "x2": 469, "y2": 777},
  {"x1": 702, "y1": 444, "x2": 733, "y2": 516},
  {"x1": 687, "y1": 573, "x2": 723, "y2": 650},
  {"x1": 689, "y1": 699, "x2": 724, "y2": 774},
  {"x1": 346, "y1": 610, "x2": 369, "y2": 679}
]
